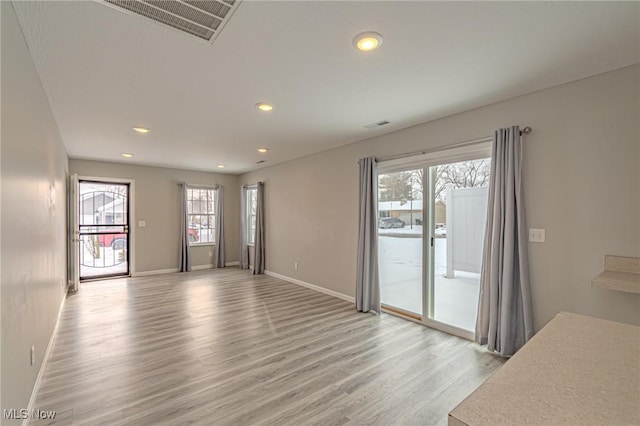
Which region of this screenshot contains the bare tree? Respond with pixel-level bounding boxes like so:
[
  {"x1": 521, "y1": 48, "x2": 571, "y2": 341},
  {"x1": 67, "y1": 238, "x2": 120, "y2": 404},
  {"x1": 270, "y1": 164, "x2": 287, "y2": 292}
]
[
  {"x1": 413, "y1": 169, "x2": 424, "y2": 199},
  {"x1": 411, "y1": 159, "x2": 491, "y2": 201},
  {"x1": 378, "y1": 171, "x2": 413, "y2": 201},
  {"x1": 436, "y1": 159, "x2": 490, "y2": 200}
]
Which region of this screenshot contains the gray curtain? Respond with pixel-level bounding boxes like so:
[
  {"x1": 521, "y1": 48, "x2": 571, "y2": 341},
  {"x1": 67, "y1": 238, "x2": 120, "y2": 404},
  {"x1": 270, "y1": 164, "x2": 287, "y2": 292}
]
[
  {"x1": 253, "y1": 182, "x2": 265, "y2": 275},
  {"x1": 178, "y1": 182, "x2": 191, "y2": 272},
  {"x1": 240, "y1": 186, "x2": 249, "y2": 270},
  {"x1": 213, "y1": 186, "x2": 225, "y2": 268},
  {"x1": 356, "y1": 157, "x2": 380, "y2": 314},
  {"x1": 475, "y1": 126, "x2": 533, "y2": 357}
]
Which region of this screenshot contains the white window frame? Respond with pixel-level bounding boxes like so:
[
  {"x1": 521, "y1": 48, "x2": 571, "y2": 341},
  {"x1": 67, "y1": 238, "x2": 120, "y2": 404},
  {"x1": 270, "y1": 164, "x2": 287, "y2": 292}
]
[
  {"x1": 186, "y1": 185, "x2": 217, "y2": 247},
  {"x1": 245, "y1": 186, "x2": 257, "y2": 246}
]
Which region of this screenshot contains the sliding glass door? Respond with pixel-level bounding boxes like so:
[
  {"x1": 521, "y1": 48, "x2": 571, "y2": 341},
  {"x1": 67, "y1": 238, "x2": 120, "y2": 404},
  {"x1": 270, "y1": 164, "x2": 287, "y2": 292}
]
[{"x1": 378, "y1": 144, "x2": 491, "y2": 338}]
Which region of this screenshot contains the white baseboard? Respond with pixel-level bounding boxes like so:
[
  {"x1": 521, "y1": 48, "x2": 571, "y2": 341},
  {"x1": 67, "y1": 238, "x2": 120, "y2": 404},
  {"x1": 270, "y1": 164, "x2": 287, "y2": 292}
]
[
  {"x1": 132, "y1": 268, "x2": 179, "y2": 277},
  {"x1": 192, "y1": 264, "x2": 213, "y2": 271},
  {"x1": 264, "y1": 270, "x2": 355, "y2": 304},
  {"x1": 133, "y1": 261, "x2": 240, "y2": 276},
  {"x1": 25, "y1": 292, "x2": 66, "y2": 426},
  {"x1": 190, "y1": 261, "x2": 239, "y2": 270}
]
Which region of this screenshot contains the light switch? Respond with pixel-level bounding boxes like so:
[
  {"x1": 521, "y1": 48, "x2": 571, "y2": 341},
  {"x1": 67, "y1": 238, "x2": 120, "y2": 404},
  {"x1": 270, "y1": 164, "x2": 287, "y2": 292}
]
[
  {"x1": 138, "y1": 220, "x2": 146, "y2": 228},
  {"x1": 529, "y1": 228, "x2": 545, "y2": 243}
]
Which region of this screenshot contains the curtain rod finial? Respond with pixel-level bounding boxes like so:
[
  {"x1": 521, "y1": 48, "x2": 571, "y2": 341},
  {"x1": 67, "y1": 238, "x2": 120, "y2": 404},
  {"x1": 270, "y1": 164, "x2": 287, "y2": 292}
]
[{"x1": 521, "y1": 126, "x2": 532, "y2": 134}]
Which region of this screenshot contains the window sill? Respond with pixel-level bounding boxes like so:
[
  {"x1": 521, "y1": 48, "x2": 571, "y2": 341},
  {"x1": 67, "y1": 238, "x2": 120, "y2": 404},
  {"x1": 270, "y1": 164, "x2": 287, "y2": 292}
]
[
  {"x1": 190, "y1": 243, "x2": 216, "y2": 247},
  {"x1": 247, "y1": 244, "x2": 255, "y2": 247}
]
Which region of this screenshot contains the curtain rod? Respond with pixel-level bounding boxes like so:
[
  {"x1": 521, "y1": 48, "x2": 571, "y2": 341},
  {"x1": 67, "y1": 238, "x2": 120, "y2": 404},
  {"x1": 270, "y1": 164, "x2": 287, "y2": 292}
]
[
  {"x1": 377, "y1": 126, "x2": 532, "y2": 163},
  {"x1": 178, "y1": 182, "x2": 220, "y2": 189},
  {"x1": 242, "y1": 181, "x2": 263, "y2": 189}
]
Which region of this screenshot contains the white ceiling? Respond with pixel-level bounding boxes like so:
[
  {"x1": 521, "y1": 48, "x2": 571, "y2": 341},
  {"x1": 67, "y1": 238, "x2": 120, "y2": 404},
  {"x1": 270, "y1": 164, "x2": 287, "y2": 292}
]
[{"x1": 13, "y1": 1, "x2": 640, "y2": 174}]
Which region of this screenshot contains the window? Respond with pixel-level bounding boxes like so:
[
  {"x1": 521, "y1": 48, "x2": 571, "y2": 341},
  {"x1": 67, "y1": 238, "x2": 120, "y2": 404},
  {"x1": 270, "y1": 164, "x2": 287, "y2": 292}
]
[
  {"x1": 187, "y1": 187, "x2": 216, "y2": 245},
  {"x1": 246, "y1": 187, "x2": 257, "y2": 245}
]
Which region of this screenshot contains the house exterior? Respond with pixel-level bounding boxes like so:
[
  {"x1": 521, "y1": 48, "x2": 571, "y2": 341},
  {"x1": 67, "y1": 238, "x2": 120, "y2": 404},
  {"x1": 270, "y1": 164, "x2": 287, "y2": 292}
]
[
  {"x1": 79, "y1": 191, "x2": 115, "y2": 225},
  {"x1": 378, "y1": 199, "x2": 446, "y2": 227}
]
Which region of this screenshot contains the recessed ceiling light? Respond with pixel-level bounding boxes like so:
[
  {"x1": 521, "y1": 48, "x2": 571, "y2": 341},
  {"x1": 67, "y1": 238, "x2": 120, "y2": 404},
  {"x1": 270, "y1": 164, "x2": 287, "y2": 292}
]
[
  {"x1": 353, "y1": 31, "x2": 383, "y2": 52},
  {"x1": 217, "y1": 164, "x2": 225, "y2": 169},
  {"x1": 132, "y1": 126, "x2": 149, "y2": 134},
  {"x1": 257, "y1": 148, "x2": 269, "y2": 153},
  {"x1": 121, "y1": 153, "x2": 134, "y2": 158},
  {"x1": 255, "y1": 102, "x2": 274, "y2": 112}
]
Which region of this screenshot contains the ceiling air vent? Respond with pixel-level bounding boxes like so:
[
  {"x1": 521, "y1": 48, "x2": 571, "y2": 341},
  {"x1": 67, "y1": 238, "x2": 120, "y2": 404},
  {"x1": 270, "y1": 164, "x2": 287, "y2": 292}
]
[
  {"x1": 364, "y1": 120, "x2": 391, "y2": 129},
  {"x1": 104, "y1": 0, "x2": 240, "y2": 43}
]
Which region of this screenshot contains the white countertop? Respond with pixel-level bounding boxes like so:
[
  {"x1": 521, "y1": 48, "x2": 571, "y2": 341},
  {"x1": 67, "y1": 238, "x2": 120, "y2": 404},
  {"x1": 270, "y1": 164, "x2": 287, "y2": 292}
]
[{"x1": 449, "y1": 312, "x2": 640, "y2": 425}]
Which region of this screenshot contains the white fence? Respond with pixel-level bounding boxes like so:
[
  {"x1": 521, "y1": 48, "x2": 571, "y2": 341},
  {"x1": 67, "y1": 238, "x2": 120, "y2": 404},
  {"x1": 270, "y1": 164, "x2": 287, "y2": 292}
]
[{"x1": 446, "y1": 185, "x2": 488, "y2": 277}]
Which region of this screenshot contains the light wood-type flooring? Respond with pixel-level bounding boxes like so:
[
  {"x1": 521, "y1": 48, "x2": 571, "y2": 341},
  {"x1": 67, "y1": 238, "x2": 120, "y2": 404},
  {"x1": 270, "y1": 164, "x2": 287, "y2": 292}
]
[{"x1": 31, "y1": 268, "x2": 504, "y2": 425}]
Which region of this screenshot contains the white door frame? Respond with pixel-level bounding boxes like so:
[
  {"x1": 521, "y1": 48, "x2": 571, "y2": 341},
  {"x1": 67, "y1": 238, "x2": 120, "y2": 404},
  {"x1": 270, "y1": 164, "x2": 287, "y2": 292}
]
[{"x1": 68, "y1": 173, "x2": 80, "y2": 291}]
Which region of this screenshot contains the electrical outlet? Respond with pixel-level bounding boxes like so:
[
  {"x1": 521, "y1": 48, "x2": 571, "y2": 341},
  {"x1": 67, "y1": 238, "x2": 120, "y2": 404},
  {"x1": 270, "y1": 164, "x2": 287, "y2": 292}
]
[
  {"x1": 138, "y1": 220, "x2": 146, "y2": 227},
  {"x1": 294, "y1": 262, "x2": 299, "y2": 270},
  {"x1": 209, "y1": 250, "x2": 213, "y2": 258},
  {"x1": 529, "y1": 228, "x2": 546, "y2": 243},
  {"x1": 30, "y1": 345, "x2": 35, "y2": 366}
]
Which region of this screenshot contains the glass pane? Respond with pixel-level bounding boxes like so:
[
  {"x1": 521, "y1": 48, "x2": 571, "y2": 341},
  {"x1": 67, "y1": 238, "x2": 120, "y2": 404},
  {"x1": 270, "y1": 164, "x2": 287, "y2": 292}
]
[
  {"x1": 208, "y1": 198, "x2": 215, "y2": 214},
  {"x1": 252, "y1": 190, "x2": 257, "y2": 213},
  {"x1": 114, "y1": 194, "x2": 126, "y2": 224},
  {"x1": 247, "y1": 188, "x2": 258, "y2": 245},
  {"x1": 248, "y1": 214, "x2": 255, "y2": 245},
  {"x1": 188, "y1": 224, "x2": 199, "y2": 243},
  {"x1": 79, "y1": 233, "x2": 128, "y2": 278},
  {"x1": 378, "y1": 169, "x2": 423, "y2": 316},
  {"x1": 431, "y1": 158, "x2": 490, "y2": 331}
]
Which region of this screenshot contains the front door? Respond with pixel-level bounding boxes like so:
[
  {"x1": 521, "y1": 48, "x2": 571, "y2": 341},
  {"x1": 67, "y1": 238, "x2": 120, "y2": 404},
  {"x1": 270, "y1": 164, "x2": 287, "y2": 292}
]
[{"x1": 78, "y1": 181, "x2": 130, "y2": 280}]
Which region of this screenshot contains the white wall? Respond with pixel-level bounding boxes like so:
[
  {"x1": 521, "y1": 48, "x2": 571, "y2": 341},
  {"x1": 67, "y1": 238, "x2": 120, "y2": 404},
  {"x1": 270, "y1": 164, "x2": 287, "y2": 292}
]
[
  {"x1": 1, "y1": 1, "x2": 69, "y2": 416},
  {"x1": 240, "y1": 65, "x2": 640, "y2": 331},
  {"x1": 69, "y1": 160, "x2": 240, "y2": 273}
]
